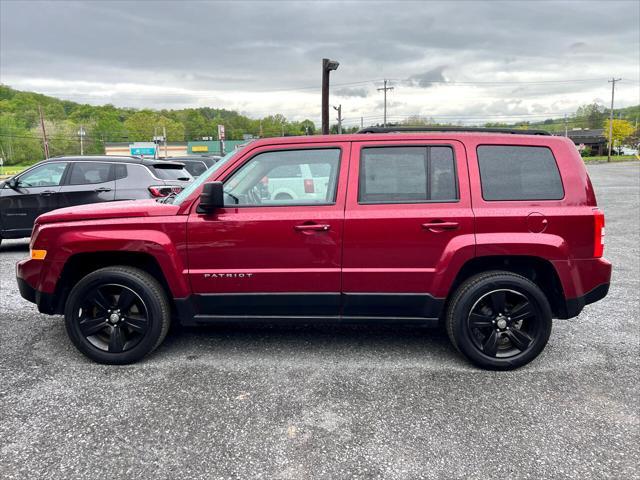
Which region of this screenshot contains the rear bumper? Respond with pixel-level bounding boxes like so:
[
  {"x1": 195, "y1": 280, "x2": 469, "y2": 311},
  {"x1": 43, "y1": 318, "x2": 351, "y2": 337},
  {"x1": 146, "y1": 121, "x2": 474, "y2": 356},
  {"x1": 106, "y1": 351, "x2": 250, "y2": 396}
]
[
  {"x1": 562, "y1": 282, "x2": 610, "y2": 319},
  {"x1": 553, "y1": 257, "x2": 612, "y2": 318}
]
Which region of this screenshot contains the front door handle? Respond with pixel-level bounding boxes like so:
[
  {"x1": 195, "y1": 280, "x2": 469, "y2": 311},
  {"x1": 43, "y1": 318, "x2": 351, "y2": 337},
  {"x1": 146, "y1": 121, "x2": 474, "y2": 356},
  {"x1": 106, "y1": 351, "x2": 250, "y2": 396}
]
[
  {"x1": 422, "y1": 221, "x2": 459, "y2": 232},
  {"x1": 294, "y1": 223, "x2": 331, "y2": 232},
  {"x1": 94, "y1": 187, "x2": 112, "y2": 192},
  {"x1": 40, "y1": 190, "x2": 56, "y2": 196}
]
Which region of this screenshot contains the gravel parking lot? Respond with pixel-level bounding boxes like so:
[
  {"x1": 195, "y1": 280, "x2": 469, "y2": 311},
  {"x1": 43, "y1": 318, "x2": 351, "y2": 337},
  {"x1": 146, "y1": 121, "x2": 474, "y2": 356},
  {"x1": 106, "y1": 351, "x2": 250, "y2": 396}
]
[{"x1": 1, "y1": 162, "x2": 638, "y2": 480}]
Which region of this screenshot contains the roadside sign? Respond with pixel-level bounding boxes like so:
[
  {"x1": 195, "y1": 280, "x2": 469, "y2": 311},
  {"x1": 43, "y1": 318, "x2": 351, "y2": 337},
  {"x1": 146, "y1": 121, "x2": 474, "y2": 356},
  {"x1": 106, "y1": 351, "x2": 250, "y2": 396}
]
[
  {"x1": 217, "y1": 125, "x2": 226, "y2": 141},
  {"x1": 130, "y1": 142, "x2": 157, "y2": 157}
]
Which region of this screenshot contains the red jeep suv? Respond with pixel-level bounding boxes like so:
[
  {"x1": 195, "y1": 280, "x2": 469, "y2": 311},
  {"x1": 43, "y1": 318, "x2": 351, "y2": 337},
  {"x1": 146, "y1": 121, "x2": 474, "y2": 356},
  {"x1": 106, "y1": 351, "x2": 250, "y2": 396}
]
[{"x1": 16, "y1": 127, "x2": 611, "y2": 369}]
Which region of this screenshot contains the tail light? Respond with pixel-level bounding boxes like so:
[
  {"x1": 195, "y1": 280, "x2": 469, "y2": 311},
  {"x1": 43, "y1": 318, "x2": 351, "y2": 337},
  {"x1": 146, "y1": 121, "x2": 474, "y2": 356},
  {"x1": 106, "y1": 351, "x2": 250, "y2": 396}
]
[
  {"x1": 148, "y1": 185, "x2": 183, "y2": 197},
  {"x1": 304, "y1": 179, "x2": 315, "y2": 193},
  {"x1": 594, "y1": 210, "x2": 605, "y2": 258}
]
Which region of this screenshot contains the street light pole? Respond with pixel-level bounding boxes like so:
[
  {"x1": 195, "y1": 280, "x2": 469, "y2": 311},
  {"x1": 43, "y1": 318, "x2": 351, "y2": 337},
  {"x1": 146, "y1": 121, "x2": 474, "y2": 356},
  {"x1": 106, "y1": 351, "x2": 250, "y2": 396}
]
[{"x1": 322, "y1": 58, "x2": 339, "y2": 135}]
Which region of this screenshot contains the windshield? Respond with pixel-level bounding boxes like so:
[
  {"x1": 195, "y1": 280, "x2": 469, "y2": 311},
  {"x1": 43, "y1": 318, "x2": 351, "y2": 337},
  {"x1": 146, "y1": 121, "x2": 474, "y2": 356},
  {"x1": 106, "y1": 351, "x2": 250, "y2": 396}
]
[{"x1": 172, "y1": 147, "x2": 244, "y2": 205}]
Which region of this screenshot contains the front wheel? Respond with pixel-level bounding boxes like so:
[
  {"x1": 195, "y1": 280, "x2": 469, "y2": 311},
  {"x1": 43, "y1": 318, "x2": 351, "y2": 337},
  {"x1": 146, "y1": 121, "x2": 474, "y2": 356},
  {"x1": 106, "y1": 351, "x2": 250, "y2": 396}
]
[
  {"x1": 64, "y1": 266, "x2": 171, "y2": 364},
  {"x1": 446, "y1": 271, "x2": 552, "y2": 370}
]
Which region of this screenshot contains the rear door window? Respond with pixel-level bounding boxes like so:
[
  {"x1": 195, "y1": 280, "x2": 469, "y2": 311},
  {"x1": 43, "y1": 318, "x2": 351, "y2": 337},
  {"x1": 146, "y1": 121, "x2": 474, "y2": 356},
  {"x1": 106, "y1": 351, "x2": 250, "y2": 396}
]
[
  {"x1": 68, "y1": 162, "x2": 113, "y2": 185},
  {"x1": 476, "y1": 145, "x2": 564, "y2": 201},
  {"x1": 358, "y1": 146, "x2": 458, "y2": 203}
]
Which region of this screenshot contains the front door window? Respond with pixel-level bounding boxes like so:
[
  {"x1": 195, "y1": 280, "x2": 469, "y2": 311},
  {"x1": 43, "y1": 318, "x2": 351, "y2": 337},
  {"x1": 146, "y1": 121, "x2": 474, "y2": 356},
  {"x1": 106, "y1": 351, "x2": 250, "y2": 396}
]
[{"x1": 223, "y1": 149, "x2": 341, "y2": 206}]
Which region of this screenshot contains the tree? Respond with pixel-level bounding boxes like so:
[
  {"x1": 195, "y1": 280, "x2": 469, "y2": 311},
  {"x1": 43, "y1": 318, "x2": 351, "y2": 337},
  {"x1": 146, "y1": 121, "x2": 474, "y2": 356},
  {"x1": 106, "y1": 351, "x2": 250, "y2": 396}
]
[
  {"x1": 603, "y1": 119, "x2": 635, "y2": 150},
  {"x1": 124, "y1": 111, "x2": 185, "y2": 142},
  {"x1": 575, "y1": 103, "x2": 607, "y2": 129}
]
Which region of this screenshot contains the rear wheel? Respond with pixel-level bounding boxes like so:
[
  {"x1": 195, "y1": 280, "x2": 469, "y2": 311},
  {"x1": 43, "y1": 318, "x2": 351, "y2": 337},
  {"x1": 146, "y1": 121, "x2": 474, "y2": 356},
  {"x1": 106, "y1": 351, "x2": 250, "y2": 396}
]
[
  {"x1": 64, "y1": 266, "x2": 170, "y2": 364},
  {"x1": 446, "y1": 271, "x2": 552, "y2": 370}
]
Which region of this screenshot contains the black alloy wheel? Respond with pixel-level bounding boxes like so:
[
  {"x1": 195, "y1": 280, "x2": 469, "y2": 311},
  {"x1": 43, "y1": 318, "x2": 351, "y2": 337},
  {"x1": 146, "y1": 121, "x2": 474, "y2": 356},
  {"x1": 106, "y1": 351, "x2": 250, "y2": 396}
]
[
  {"x1": 446, "y1": 271, "x2": 553, "y2": 370},
  {"x1": 65, "y1": 266, "x2": 170, "y2": 364},
  {"x1": 76, "y1": 283, "x2": 149, "y2": 353},
  {"x1": 467, "y1": 289, "x2": 540, "y2": 358}
]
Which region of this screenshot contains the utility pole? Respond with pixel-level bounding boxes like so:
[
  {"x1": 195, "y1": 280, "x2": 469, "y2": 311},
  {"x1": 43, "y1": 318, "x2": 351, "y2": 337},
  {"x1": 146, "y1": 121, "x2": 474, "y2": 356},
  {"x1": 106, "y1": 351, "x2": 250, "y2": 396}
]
[
  {"x1": 333, "y1": 105, "x2": 342, "y2": 134},
  {"x1": 377, "y1": 79, "x2": 394, "y2": 127},
  {"x1": 564, "y1": 114, "x2": 568, "y2": 137},
  {"x1": 78, "y1": 125, "x2": 86, "y2": 155},
  {"x1": 360, "y1": 116, "x2": 364, "y2": 129},
  {"x1": 38, "y1": 105, "x2": 50, "y2": 158},
  {"x1": 321, "y1": 58, "x2": 340, "y2": 134},
  {"x1": 607, "y1": 77, "x2": 622, "y2": 162}
]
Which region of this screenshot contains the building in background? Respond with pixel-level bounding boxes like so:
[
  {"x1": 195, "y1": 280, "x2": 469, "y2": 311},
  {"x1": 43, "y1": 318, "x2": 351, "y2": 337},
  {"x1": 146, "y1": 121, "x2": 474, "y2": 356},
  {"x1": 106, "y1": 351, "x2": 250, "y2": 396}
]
[
  {"x1": 554, "y1": 129, "x2": 607, "y2": 155},
  {"x1": 105, "y1": 142, "x2": 188, "y2": 157},
  {"x1": 188, "y1": 140, "x2": 247, "y2": 155}
]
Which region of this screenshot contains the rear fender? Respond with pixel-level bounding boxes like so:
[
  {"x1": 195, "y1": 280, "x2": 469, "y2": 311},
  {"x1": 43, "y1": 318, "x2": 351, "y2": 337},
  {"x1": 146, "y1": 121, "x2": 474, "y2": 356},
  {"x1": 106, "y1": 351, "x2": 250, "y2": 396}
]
[{"x1": 475, "y1": 233, "x2": 568, "y2": 260}]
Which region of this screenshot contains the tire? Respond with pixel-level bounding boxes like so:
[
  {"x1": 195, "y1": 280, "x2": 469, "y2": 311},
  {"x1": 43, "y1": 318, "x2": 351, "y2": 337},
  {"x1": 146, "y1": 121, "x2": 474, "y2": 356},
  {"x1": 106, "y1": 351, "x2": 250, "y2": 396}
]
[
  {"x1": 64, "y1": 266, "x2": 171, "y2": 364},
  {"x1": 446, "y1": 270, "x2": 552, "y2": 370}
]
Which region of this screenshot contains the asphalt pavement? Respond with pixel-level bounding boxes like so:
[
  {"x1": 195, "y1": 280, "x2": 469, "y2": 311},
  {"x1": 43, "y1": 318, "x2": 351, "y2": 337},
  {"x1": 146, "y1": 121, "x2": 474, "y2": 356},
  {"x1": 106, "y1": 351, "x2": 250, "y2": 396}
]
[{"x1": 1, "y1": 162, "x2": 638, "y2": 479}]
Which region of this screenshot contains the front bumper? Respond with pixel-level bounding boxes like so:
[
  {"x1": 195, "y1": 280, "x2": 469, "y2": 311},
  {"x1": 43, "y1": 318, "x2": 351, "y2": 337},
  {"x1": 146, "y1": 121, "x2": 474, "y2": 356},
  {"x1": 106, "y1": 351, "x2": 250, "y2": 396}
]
[
  {"x1": 17, "y1": 276, "x2": 60, "y2": 314},
  {"x1": 16, "y1": 258, "x2": 61, "y2": 315}
]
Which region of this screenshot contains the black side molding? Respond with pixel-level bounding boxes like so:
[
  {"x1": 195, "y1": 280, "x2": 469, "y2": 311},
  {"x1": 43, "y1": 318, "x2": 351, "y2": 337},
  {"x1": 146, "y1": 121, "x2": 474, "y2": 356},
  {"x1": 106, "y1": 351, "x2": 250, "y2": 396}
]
[{"x1": 174, "y1": 292, "x2": 445, "y2": 327}]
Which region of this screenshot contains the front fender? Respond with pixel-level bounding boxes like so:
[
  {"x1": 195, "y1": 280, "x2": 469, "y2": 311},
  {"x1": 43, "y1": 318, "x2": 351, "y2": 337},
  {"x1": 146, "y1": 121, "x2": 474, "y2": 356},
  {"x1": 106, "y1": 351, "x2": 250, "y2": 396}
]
[{"x1": 34, "y1": 218, "x2": 189, "y2": 298}]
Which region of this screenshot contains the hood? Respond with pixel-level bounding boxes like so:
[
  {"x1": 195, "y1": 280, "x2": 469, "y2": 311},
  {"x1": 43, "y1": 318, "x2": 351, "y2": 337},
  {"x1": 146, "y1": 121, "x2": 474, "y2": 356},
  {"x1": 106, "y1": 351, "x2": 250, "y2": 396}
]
[{"x1": 36, "y1": 199, "x2": 179, "y2": 225}]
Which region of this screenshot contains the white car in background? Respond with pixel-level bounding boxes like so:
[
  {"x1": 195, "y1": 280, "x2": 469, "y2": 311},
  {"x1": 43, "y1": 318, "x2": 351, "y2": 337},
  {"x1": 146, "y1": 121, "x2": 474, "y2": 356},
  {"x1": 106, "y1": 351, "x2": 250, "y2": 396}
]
[{"x1": 260, "y1": 163, "x2": 331, "y2": 203}]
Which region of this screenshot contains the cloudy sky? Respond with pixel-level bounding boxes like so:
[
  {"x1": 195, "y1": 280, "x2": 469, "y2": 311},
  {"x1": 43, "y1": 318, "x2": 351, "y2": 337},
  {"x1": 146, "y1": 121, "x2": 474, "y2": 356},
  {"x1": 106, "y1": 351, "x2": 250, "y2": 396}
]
[{"x1": 1, "y1": 0, "x2": 639, "y2": 126}]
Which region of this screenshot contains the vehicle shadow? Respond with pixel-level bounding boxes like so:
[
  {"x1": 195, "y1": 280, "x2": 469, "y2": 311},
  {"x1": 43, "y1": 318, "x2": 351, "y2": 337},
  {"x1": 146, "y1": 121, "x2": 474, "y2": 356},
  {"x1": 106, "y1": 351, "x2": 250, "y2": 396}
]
[{"x1": 158, "y1": 321, "x2": 465, "y2": 367}]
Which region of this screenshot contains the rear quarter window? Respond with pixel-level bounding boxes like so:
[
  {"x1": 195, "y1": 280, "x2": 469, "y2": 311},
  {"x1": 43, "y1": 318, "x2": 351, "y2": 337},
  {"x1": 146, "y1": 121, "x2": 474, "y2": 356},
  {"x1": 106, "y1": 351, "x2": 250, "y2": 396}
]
[{"x1": 476, "y1": 145, "x2": 564, "y2": 201}]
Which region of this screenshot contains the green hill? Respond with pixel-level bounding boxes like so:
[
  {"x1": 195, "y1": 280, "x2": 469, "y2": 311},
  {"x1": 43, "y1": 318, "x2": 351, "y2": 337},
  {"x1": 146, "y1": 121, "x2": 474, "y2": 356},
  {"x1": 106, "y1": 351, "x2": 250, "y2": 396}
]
[{"x1": 0, "y1": 84, "x2": 638, "y2": 165}]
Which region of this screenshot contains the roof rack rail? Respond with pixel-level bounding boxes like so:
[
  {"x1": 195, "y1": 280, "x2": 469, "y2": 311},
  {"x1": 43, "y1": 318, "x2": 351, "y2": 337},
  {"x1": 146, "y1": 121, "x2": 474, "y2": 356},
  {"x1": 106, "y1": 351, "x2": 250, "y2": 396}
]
[{"x1": 357, "y1": 126, "x2": 551, "y2": 135}]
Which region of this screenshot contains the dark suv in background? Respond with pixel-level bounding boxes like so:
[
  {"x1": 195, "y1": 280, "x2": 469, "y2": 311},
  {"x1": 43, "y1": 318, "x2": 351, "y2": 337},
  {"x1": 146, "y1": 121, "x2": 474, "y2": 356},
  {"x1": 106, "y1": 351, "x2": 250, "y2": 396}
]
[
  {"x1": 162, "y1": 155, "x2": 220, "y2": 177},
  {"x1": 0, "y1": 156, "x2": 192, "y2": 243}
]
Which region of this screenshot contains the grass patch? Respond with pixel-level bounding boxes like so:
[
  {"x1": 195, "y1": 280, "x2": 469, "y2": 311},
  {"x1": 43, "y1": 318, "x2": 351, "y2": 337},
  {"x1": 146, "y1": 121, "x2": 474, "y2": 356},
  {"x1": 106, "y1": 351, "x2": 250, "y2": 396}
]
[
  {"x1": 583, "y1": 155, "x2": 638, "y2": 163},
  {"x1": 0, "y1": 165, "x2": 30, "y2": 177}
]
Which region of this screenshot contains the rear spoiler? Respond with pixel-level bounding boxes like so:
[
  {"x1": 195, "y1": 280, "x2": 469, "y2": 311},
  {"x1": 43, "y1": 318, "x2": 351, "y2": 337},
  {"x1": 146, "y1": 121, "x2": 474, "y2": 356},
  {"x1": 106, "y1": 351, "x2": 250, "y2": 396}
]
[{"x1": 151, "y1": 162, "x2": 185, "y2": 169}]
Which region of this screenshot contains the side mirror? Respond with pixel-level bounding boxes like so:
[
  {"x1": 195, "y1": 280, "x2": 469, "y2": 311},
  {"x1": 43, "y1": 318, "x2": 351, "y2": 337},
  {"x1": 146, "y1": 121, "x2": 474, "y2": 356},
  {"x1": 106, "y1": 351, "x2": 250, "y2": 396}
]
[
  {"x1": 7, "y1": 178, "x2": 18, "y2": 189},
  {"x1": 196, "y1": 181, "x2": 224, "y2": 214}
]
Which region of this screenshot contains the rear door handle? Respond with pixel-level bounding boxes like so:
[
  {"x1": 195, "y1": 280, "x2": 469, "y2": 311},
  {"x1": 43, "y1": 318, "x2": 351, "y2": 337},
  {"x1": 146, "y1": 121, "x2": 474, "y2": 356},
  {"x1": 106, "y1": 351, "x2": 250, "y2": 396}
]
[
  {"x1": 40, "y1": 190, "x2": 56, "y2": 196},
  {"x1": 94, "y1": 187, "x2": 112, "y2": 192},
  {"x1": 421, "y1": 221, "x2": 459, "y2": 232},
  {"x1": 294, "y1": 223, "x2": 331, "y2": 232}
]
